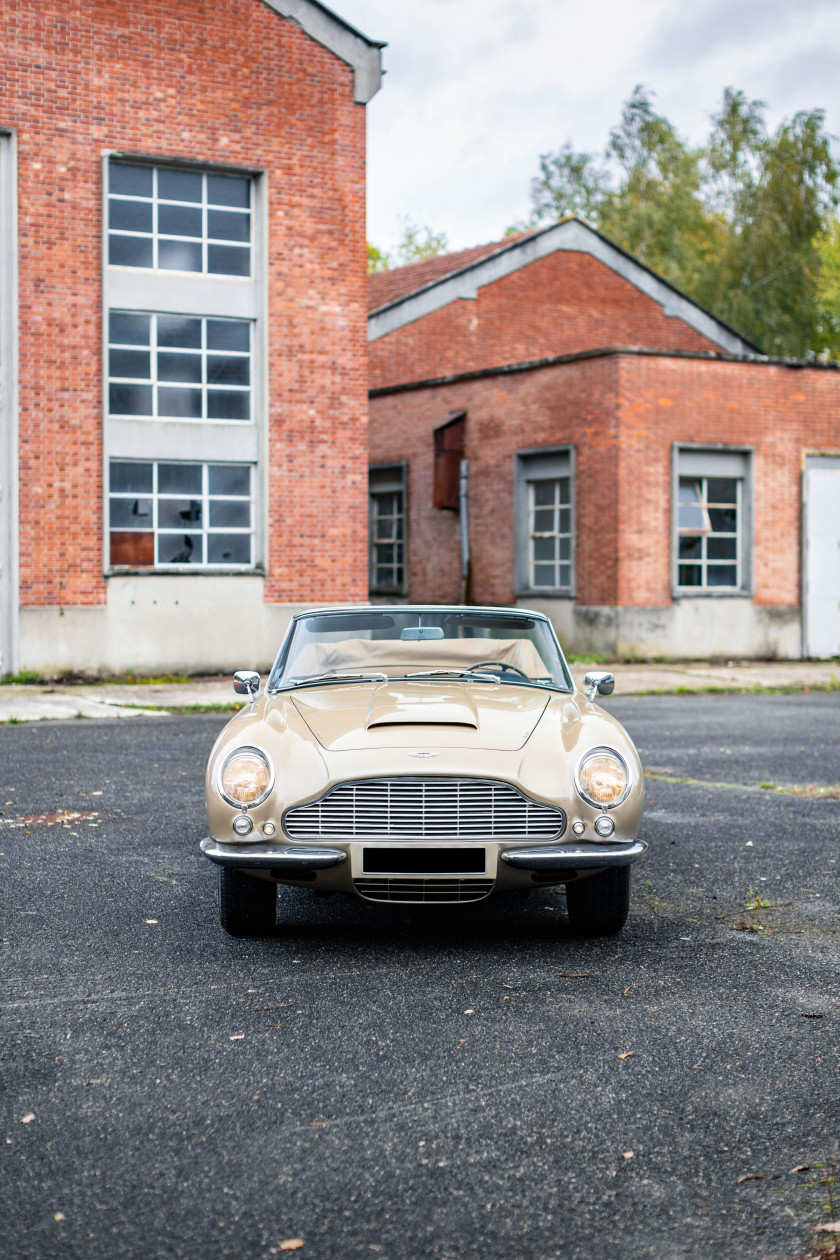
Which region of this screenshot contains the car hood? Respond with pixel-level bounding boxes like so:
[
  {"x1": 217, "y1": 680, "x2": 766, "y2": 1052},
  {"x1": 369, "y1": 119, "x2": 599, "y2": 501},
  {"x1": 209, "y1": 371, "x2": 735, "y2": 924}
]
[{"x1": 289, "y1": 681, "x2": 551, "y2": 752}]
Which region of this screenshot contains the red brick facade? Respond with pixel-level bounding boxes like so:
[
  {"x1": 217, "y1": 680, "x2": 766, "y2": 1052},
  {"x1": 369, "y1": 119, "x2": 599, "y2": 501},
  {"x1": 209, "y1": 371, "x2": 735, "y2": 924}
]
[
  {"x1": 370, "y1": 249, "x2": 720, "y2": 392},
  {"x1": 368, "y1": 236, "x2": 840, "y2": 658},
  {"x1": 371, "y1": 352, "x2": 840, "y2": 610},
  {"x1": 3, "y1": 0, "x2": 370, "y2": 611}
]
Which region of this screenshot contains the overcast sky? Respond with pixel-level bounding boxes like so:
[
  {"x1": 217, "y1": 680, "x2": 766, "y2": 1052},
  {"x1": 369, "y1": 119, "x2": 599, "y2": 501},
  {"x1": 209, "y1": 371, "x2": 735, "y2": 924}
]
[{"x1": 334, "y1": 0, "x2": 840, "y2": 254}]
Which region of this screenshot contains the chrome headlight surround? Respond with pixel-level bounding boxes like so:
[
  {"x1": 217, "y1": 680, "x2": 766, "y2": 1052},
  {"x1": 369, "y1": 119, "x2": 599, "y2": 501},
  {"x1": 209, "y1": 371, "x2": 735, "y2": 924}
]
[
  {"x1": 217, "y1": 745, "x2": 275, "y2": 810},
  {"x1": 574, "y1": 746, "x2": 631, "y2": 810}
]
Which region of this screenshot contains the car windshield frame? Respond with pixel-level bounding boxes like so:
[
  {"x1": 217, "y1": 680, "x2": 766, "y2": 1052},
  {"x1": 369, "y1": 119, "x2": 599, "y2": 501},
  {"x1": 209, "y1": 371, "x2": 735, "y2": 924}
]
[{"x1": 267, "y1": 607, "x2": 574, "y2": 694}]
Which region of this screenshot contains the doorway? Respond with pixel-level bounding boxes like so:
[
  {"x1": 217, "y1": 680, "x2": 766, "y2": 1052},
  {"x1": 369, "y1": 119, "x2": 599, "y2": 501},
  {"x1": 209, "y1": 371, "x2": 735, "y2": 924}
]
[{"x1": 804, "y1": 455, "x2": 840, "y2": 658}]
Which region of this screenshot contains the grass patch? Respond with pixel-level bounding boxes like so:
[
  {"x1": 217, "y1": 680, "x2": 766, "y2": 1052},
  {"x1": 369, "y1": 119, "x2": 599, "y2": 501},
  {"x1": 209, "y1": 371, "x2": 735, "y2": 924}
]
[{"x1": 644, "y1": 769, "x2": 840, "y2": 799}]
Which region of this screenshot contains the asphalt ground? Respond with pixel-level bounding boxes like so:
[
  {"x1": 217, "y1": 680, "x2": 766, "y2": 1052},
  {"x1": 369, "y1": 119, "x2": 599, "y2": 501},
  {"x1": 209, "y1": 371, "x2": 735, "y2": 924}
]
[{"x1": 1, "y1": 695, "x2": 839, "y2": 1260}]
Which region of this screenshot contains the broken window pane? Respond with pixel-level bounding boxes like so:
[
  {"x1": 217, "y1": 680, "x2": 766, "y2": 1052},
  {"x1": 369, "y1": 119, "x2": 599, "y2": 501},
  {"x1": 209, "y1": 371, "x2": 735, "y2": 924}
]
[
  {"x1": 110, "y1": 497, "x2": 152, "y2": 528},
  {"x1": 207, "y1": 534, "x2": 251, "y2": 564},
  {"x1": 158, "y1": 499, "x2": 202, "y2": 529},
  {"x1": 157, "y1": 533, "x2": 203, "y2": 564}
]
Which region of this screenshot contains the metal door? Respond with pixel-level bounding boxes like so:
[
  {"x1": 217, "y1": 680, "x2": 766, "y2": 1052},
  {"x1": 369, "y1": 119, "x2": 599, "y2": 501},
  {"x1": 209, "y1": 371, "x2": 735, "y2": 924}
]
[{"x1": 804, "y1": 458, "x2": 840, "y2": 658}]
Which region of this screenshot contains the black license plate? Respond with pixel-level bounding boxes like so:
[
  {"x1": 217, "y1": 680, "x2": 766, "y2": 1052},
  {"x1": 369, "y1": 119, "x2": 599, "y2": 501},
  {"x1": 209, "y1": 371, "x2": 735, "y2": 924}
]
[{"x1": 362, "y1": 847, "x2": 486, "y2": 875}]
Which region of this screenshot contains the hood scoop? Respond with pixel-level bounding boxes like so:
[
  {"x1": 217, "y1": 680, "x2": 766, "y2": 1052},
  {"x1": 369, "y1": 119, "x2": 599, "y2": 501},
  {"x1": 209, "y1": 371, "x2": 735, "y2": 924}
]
[{"x1": 365, "y1": 683, "x2": 478, "y2": 730}]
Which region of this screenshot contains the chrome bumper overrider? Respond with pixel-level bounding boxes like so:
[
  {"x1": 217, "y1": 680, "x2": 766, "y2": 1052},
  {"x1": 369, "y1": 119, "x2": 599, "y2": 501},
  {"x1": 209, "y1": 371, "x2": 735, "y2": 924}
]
[
  {"x1": 501, "y1": 840, "x2": 646, "y2": 871},
  {"x1": 200, "y1": 839, "x2": 347, "y2": 871}
]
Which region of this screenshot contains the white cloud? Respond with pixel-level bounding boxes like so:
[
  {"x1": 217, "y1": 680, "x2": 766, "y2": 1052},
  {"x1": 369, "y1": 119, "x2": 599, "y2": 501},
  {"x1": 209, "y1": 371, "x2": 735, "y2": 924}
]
[{"x1": 334, "y1": 0, "x2": 840, "y2": 251}]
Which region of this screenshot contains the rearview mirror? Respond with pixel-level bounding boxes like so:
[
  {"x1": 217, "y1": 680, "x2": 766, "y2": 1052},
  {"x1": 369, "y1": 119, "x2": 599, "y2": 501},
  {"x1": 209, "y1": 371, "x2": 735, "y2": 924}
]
[
  {"x1": 233, "y1": 670, "x2": 261, "y2": 699},
  {"x1": 584, "y1": 671, "x2": 615, "y2": 702}
]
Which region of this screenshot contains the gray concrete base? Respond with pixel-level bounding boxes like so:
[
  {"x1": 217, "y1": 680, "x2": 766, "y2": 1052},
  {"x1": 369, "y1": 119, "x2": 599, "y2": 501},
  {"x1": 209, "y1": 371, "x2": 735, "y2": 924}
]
[
  {"x1": 18, "y1": 576, "x2": 335, "y2": 676},
  {"x1": 519, "y1": 597, "x2": 803, "y2": 660}
]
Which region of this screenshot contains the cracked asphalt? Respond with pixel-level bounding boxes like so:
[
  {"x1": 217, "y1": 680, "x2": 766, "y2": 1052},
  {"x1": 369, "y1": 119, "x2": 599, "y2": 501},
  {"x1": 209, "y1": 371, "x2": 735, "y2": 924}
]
[{"x1": 1, "y1": 694, "x2": 839, "y2": 1260}]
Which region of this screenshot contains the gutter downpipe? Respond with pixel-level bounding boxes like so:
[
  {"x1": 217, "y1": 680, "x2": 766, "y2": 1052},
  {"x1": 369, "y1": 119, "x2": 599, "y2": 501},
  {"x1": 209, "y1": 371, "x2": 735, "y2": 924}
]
[{"x1": 459, "y1": 458, "x2": 470, "y2": 605}]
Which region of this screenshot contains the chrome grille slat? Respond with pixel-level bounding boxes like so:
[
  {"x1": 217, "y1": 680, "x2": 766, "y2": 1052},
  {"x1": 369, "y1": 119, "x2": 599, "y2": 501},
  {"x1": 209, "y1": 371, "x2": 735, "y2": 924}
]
[
  {"x1": 354, "y1": 878, "x2": 494, "y2": 904},
  {"x1": 284, "y1": 778, "x2": 565, "y2": 842}
]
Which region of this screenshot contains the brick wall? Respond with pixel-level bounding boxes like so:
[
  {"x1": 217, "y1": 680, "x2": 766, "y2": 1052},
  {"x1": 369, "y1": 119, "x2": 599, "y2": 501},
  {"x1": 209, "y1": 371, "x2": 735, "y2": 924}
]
[
  {"x1": 3, "y1": 0, "x2": 369, "y2": 608},
  {"x1": 370, "y1": 352, "x2": 840, "y2": 609},
  {"x1": 369, "y1": 250, "x2": 720, "y2": 392}
]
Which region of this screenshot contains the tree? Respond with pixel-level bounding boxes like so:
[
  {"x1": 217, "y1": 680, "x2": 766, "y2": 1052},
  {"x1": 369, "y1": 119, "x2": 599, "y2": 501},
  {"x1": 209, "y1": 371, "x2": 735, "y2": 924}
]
[
  {"x1": 393, "y1": 220, "x2": 449, "y2": 266},
  {"x1": 367, "y1": 242, "x2": 390, "y2": 274},
  {"x1": 525, "y1": 86, "x2": 840, "y2": 358}
]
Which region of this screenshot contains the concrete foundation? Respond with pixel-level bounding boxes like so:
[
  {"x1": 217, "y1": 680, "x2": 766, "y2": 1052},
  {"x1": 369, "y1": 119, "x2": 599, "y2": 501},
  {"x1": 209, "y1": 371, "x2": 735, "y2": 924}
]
[
  {"x1": 519, "y1": 597, "x2": 803, "y2": 661},
  {"x1": 18, "y1": 576, "x2": 334, "y2": 677}
]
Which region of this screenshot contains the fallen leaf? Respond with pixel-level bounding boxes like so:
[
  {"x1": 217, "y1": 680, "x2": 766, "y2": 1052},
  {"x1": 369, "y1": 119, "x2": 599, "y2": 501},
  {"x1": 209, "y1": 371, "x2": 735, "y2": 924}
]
[
  {"x1": 624, "y1": 985, "x2": 632, "y2": 995},
  {"x1": 20, "y1": 1114, "x2": 34, "y2": 1125},
  {"x1": 280, "y1": 1241, "x2": 304, "y2": 1251},
  {"x1": 622, "y1": 1151, "x2": 634, "y2": 1161},
  {"x1": 801, "y1": 1012, "x2": 825, "y2": 1019},
  {"x1": 464, "y1": 1009, "x2": 474, "y2": 1015},
  {"x1": 792, "y1": 1164, "x2": 811, "y2": 1173},
  {"x1": 737, "y1": 1174, "x2": 765, "y2": 1184},
  {"x1": 557, "y1": 972, "x2": 594, "y2": 979},
  {"x1": 229, "y1": 1034, "x2": 245, "y2": 1041},
  {"x1": 308, "y1": 1122, "x2": 330, "y2": 1127},
  {"x1": 503, "y1": 984, "x2": 515, "y2": 989},
  {"x1": 145, "y1": 919, "x2": 158, "y2": 925},
  {"x1": 618, "y1": 1052, "x2": 635, "y2": 1060},
  {"x1": 91, "y1": 791, "x2": 103, "y2": 796},
  {"x1": 53, "y1": 1212, "x2": 65, "y2": 1222},
  {"x1": 810, "y1": 1223, "x2": 840, "y2": 1233}
]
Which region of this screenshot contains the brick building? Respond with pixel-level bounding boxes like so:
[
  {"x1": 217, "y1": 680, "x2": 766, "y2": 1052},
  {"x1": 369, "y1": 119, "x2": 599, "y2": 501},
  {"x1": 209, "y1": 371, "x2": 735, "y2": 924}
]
[
  {"x1": 0, "y1": 0, "x2": 382, "y2": 677},
  {"x1": 368, "y1": 220, "x2": 840, "y2": 659}
]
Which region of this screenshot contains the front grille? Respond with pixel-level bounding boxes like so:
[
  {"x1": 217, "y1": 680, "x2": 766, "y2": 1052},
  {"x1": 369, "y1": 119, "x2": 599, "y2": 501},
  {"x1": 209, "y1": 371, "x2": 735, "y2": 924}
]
[
  {"x1": 355, "y1": 878, "x2": 494, "y2": 904},
  {"x1": 284, "y1": 777, "x2": 565, "y2": 842}
]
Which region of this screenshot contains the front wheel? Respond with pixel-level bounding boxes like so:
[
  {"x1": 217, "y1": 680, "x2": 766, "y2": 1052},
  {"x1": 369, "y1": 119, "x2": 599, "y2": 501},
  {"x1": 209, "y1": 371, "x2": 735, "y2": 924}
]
[
  {"x1": 566, "y1": 866, "x2": 630, "y2": 937},
  {"x1": 218, "y1": 867, "x2": 276, "y2": 937}
]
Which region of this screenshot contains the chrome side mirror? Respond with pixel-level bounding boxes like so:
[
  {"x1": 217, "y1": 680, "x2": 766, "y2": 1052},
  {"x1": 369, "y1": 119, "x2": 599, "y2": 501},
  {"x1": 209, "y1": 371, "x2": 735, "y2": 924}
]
[
  {"x1": 233, "y1": 670, "x2": 261, "y2": 704},
  {"x1": 584, "y1": 671, "x2": 615, "y2": 703}
]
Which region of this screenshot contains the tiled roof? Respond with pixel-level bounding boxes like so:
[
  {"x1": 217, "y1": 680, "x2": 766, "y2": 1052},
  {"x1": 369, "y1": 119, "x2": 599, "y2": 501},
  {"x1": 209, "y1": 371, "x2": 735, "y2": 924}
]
[{"x1": 367, "y1": 232, "x2": 538, "y2": 313}]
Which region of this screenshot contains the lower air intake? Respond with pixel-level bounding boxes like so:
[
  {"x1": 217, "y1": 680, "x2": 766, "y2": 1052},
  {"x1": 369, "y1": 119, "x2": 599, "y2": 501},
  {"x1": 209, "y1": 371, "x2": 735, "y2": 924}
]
[{"x1": 354, "y1": 878, "x2": 494, "y2": 904}]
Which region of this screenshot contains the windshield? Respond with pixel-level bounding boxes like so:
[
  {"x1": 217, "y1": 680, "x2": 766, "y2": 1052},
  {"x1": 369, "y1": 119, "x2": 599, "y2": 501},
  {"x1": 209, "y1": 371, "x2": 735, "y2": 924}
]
[{"x1": 268, "y1": 609, "x2": 572, "y2": 692}]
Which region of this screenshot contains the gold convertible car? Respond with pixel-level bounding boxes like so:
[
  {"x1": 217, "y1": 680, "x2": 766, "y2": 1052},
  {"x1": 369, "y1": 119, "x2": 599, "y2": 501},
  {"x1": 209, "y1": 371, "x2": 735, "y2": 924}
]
[{"x1": 201, "y1": 607, "x2": 646, "y2": 937}]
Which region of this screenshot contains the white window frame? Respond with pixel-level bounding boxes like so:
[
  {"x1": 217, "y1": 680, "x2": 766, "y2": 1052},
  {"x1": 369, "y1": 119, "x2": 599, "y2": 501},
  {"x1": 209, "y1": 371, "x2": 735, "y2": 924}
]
[
  {"x1": 672, "y1": 445, "x2": 753, "y2": 597},
  {"x1": 514, "y1": 446, "x2": 575, "y2": 597},
  {"x1": 107, "y1": 161, "x2": 252, "y2": 278},
  {"x1": 107, "y1": 312, "x2": 252, "y2": 424},
  {"x1": 369, "y1": 463, "x2": 408, "y2": 595},
  {"x1": 109, "y1": 460, "x2": 255, "y2": 571},
  {"x1": 102, "y1": 152, "x2": 267, "y2": 577}
]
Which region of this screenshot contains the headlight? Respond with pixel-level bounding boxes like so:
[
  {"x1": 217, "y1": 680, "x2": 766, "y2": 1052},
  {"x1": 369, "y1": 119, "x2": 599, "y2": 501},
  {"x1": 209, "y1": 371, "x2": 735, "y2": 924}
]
[
  {"x1": 219, "y1": 746, "x2": 273, "y2": 807},
  {"x1": 575, "y1": 747, "x2": 630, "y2": 809}
]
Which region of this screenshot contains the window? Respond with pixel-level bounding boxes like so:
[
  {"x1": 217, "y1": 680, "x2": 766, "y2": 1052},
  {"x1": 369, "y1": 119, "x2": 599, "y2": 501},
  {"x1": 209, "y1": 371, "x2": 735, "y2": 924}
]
[
  {"x1": 674, "y1": 447, "x2": 751, "y2": 593},
  {"x1": 108, "y1": 313, "x2": 251, "y2": 422},
  {"x1": 530, "y1": 478, "x2": 572, "y2": 589},
  {"x1": 677, "y1": 477, "x2": 740, "y2": 587},
  {"x1": 369, "y1": 465, "x2": 407, "y2": 594},
  {"x1": 515, "y1": 448, "x2": 574, "y2": 595},
  {"x1": 109, "y1": 460, "x2": 253, "y2": 568},
  {"x1": 108, "y1": 161, "x2": 251, "y2": 276}
]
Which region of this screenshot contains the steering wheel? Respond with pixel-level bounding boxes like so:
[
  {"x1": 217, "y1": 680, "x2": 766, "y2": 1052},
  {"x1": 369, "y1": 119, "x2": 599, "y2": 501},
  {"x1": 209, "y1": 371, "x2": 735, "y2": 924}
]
[{"x1": 470, "y1": 660, "x2": 531, "y2": 681}]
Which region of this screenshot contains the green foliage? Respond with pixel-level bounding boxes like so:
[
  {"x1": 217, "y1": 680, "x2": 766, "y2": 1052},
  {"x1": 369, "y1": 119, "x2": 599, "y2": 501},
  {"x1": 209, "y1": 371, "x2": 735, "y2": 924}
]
[
  {"x1": 368, "y1": 221, "x2": 449, "y2": 274},
  {"x1": 367, "y1": 242, "x2": 390, "y2": 274},
  {"x1": 525, "y1": 85, "x2": 840, "y2": 358}
]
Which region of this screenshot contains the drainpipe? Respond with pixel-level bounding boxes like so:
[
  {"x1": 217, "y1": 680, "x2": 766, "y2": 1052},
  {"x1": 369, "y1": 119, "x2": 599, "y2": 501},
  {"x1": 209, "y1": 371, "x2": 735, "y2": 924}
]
[{"x1": 459, "y1": 458, "x2": 470, "y2": 605}]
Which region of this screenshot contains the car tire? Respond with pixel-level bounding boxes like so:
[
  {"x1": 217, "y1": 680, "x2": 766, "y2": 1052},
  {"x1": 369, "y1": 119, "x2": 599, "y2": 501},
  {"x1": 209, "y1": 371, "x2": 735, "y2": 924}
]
[
  {"x1": 218, "y1": 867, "x2": 276, "y2": 937},
  {"x1": 565, "y1": 866, "x2": 630, "y2": 937}
]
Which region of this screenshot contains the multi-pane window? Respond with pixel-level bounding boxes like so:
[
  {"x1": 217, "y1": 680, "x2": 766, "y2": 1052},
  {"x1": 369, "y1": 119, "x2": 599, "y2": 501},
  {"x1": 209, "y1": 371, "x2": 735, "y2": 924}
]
[
  {"x1": 370, "y1": 490, "x2": 405, "y2": 592},
  {"x1": 108, "y1": 313, "x2": 251, "y2": 422},
  {"x1": 109, "y1": 461, "x2": 253, "y2": 568},
  {"x1": 369, "y1": 465, "x2": 407, "y2": 594},
  {"x1": 108, "y1": 161, "x2": 251, "y2": 276},
  {"x1": 530, "y1": 478, "x2": 572, "y2": 589},
  {"x1": 677, "y1": 477, "x2": 740, "y2": 587}
]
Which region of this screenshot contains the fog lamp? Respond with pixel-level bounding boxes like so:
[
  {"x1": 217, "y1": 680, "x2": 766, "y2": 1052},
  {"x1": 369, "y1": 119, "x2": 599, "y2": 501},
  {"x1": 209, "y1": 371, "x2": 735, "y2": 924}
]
[
  {"x1": 594, "y1": 815, "x2": 615, "y2": 838},
  {"x1": 233, "y1": 814, "x2": 254, "y2": 836}
]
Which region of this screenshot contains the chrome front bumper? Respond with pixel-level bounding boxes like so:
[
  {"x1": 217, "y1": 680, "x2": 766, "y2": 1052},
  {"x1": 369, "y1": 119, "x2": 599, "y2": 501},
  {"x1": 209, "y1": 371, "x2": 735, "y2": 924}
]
[
  {"x1": 501, "y1": 840, "x2": 646, "y2": 871},
  {"x1": 200, "y1": 838, "x2": 346, "y2": 871}
]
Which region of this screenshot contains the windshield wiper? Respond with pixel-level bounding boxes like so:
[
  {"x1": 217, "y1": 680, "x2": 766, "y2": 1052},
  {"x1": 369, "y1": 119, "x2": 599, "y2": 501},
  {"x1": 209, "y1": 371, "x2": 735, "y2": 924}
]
[
  {"x1": 286, "y1": 671, "x2": 388, "y2": 688},
  {"x1": 400, "y1": 669, "x2": 501, "y2": 685}
]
